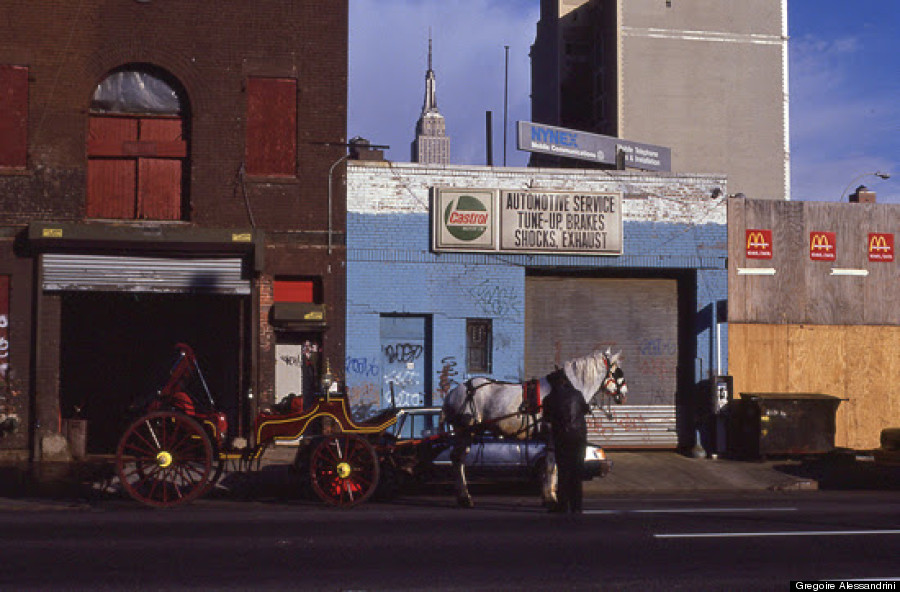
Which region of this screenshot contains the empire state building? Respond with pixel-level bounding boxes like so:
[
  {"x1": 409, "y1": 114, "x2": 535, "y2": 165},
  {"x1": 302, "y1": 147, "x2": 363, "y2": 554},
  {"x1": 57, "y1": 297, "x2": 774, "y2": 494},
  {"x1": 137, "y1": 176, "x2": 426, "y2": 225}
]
[{"x1": 411, "y1": 37, "x2": 450, "y2": 165}]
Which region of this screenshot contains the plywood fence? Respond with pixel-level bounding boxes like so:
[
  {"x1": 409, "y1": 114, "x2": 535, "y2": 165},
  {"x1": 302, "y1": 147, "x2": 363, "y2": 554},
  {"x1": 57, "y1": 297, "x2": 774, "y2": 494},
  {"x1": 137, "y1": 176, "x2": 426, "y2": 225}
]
[{"x1": 729, "y1": 323, "x2": 900, "y2": 450}]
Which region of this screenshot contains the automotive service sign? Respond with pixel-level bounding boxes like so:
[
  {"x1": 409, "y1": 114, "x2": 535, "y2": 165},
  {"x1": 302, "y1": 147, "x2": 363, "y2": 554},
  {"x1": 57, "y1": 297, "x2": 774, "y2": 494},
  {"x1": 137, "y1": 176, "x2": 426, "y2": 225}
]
[
  {"x1": 433, "y1": 188, "x2": 623, "y2": 256},
  {"x1": 499, "y1": 191, "x2": 622, "y2": 255}
]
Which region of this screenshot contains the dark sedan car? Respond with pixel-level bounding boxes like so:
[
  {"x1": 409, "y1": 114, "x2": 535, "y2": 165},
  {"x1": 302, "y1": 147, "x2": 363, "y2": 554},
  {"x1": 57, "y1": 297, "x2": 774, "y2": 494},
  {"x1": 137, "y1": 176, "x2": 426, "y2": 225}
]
[{"x1": 387, "y1": 406, "x2": 611, "y2": 483}]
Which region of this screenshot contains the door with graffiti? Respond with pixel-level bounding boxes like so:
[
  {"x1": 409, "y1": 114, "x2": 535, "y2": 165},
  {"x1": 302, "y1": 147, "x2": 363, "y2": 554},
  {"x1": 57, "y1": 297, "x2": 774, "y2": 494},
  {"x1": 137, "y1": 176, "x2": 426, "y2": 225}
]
[
  {"x1": 379, "y1": 315, "x2": 431, "y2": 408},
  {"x1": 275, "y1": 333, "x2": 320, "y2": 409}
]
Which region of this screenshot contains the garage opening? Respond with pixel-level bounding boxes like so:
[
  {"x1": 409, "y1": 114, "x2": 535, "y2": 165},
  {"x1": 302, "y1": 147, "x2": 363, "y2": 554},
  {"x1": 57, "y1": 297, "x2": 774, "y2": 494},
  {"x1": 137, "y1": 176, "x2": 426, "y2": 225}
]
[
  {"x1": 525, "y1": 270, "x2": 696, "y2": 448},
  {"x1": 59, "y1": 292, "x2": 247, "y2": 454}
]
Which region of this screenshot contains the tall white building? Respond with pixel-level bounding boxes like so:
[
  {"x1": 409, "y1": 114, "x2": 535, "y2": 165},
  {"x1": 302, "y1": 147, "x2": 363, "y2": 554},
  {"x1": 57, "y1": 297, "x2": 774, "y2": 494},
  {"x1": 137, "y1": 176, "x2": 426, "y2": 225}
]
[
  {"x1": 411, "y1": 37, "x2": 450, "y2": 165},
  {"x1": 531, "y1": 0, "x2": 789, "y2": 200}
]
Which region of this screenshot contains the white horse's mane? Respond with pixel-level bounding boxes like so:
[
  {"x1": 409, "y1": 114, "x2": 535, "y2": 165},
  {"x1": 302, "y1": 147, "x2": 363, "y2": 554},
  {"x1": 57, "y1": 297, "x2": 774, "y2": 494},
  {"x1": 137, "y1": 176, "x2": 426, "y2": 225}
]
[{"x1": 563, "y1": 349, "x2": 619, "y2": 400}]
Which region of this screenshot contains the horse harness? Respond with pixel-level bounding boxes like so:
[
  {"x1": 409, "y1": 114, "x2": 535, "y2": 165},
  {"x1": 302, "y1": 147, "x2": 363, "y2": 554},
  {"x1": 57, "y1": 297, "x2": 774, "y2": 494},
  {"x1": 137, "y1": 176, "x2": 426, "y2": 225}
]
[{"x1": 457, "y1": 378, "x2": 544, "y2": 440}]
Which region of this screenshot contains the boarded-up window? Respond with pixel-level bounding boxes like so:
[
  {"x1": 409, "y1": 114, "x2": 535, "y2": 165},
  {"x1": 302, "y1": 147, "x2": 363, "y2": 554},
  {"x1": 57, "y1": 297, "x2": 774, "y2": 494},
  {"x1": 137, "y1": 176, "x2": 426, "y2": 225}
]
[
  {"x1": 466, "y1": 319, "x2": 492, "y2": 373},
  {"x1": 0, "y1": 65, "x2": 28, "y2": 169},
  {"x1": 87, "y1": 68, "x2": 188, "y2": 221},
  {"x1": 86, "y1": 115, "x2": 186, "y2": 219},
  {"x1": 245, "y1": 77, "x2": 296, "y2": 177}
]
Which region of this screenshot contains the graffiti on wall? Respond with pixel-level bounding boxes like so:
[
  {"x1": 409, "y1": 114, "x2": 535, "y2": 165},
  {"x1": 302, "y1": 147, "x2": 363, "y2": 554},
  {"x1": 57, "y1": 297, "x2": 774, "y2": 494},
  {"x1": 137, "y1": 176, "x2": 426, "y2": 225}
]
[
  {"x1": 0, "y1": 275, "x2": 18, "y2": 435},
  {"x1": 383, "y1": 343, "x2": 424, "y2": 364},
  {"x1": 345, "y1": 356, "x2": 381, "y2": 419},
  {"x1": 346, "y1": 356, "x2": 380, "y2": 378},
  {"x1": 0, "y1": 276, "x2": 8, "y2": 384},
  {"x1": 0, "y1": 313, "x2": 7, "y2": 383},
  {"x1": 467, "y1": 280, "x2": 521, "y2": 318}
]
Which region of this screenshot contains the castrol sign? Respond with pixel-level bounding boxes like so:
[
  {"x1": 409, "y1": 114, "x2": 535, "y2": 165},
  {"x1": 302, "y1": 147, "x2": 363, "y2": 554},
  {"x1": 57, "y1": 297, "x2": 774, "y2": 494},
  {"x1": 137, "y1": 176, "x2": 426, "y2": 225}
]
[{"x1": 433, "y1": 189, "x2": 496, "y2": 251}]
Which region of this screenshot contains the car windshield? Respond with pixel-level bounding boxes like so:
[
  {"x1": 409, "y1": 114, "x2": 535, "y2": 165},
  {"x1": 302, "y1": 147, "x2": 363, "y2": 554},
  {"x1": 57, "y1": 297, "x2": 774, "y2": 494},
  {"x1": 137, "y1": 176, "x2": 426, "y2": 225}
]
[{"x1": 390, "y1": 409, "x2": 444, "y2": 440}]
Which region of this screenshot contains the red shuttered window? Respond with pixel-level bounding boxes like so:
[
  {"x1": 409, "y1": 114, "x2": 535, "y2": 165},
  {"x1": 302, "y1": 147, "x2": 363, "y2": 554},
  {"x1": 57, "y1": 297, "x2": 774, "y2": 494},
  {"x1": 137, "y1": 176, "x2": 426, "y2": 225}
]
[
  {"x1": 245, "y1": 77, "x2": 297, "y2": 177},
  {"x1": 0, "y1": 65, "x2": 28, "y2": 169}
]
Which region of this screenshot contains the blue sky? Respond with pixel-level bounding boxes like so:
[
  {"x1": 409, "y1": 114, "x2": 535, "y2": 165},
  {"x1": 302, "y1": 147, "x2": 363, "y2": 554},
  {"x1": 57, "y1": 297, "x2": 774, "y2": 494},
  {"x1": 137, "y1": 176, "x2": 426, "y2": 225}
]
[{"x1": 349, "y1": 1, "x2": 898, "y2": 203}]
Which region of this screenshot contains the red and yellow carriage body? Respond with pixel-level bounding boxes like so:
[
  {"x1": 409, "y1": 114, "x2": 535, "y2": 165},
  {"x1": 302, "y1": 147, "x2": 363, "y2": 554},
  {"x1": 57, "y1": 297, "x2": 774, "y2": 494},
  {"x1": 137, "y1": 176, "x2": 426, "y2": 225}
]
[{"x1": 115, "y1": 343, "x2": 406, "y2": 509}]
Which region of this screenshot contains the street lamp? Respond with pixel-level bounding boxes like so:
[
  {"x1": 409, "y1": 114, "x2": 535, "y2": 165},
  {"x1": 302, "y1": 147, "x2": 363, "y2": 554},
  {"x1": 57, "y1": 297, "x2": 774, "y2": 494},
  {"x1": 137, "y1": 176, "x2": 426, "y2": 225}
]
[
  {"x1": 324, "y1": 140, "x2": 389, "y2": 255},
  {"x1": 840, "y1": 171, "x2": 891, "y2": 201}
]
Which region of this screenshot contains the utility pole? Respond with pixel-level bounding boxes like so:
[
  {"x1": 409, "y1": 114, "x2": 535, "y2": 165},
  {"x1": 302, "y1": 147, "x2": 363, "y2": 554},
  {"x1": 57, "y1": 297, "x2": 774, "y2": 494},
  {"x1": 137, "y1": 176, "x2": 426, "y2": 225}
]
[{"x1": 503, "y1": 45, "x2": 509, "y2": 167}]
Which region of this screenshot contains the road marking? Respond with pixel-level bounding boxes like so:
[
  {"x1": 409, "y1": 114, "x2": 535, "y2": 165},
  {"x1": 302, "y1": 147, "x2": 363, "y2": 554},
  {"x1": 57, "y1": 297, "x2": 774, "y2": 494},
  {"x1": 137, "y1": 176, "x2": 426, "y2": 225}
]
[
  {"x1": 583, "y1": 507, "x2": 797, "y2": 515},
  {"x1": 655, "y1": 530, "x2": 900, "y2": 539},
  {"x1": 634, "y1": 507, "x2": 797, "y2": 514}
]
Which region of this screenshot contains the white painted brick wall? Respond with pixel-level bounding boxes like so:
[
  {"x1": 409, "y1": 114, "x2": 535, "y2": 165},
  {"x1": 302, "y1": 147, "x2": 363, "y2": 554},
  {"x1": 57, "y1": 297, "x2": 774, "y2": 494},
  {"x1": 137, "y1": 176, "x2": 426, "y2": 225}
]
[{"x1": 348, "y1": 162, "x2": 727, "y2": 225}]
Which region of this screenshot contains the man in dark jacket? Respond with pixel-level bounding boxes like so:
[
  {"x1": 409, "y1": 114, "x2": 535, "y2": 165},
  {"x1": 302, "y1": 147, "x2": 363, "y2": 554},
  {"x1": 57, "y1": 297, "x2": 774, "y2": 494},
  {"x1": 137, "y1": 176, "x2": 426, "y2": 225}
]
[{"x1": 542, "y1": 370, "x2": 591, "y2": 514}]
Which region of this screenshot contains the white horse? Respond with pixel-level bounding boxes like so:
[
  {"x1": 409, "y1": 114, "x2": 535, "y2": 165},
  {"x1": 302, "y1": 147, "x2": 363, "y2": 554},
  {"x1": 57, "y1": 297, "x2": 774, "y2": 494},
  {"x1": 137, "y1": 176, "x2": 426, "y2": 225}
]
[{"x1": 441, "y1": 349, "x2": 627, "y2": 508}]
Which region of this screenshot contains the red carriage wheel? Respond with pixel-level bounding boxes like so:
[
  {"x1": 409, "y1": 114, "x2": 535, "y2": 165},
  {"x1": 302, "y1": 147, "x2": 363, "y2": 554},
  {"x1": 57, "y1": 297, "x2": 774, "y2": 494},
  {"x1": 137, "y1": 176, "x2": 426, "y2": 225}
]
[
  {"x1": 115, "y1": 411, "x2": 214, "y2": 508},
  {"x1": 309, "y1": 434, "x2": 380, "y2": 507}
]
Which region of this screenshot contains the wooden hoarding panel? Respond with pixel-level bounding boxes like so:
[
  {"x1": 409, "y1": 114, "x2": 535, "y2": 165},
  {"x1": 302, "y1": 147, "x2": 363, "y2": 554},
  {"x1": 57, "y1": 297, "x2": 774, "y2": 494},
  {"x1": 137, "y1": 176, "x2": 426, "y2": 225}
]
[
  {"x1": 727, "y1": 323, "x2": 789, "y2": 401},
  {"x1": 730, "y1": 199, "x2": 899, "y2": 326},
  {"x1": 730, "y1": 323, "x2": 900, "y2": 449}
]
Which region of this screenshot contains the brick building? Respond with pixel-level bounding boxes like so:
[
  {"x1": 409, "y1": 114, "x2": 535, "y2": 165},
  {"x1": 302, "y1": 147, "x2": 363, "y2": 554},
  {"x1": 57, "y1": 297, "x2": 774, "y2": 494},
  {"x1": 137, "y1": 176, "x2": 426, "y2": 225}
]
[
  {"x1": 346, "y1": 159, "x2": 728, "y2": 449},
  {"x1": 0, "y1": 1, "x2": 348, "y2": 461}
]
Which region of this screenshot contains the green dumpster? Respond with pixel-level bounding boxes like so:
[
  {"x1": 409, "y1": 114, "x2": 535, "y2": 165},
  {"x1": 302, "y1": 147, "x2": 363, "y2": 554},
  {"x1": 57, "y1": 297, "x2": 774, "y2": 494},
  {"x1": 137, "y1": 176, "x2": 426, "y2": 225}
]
[{"x1": 730, "y1": 392, "x2": 843, "y2": 459}]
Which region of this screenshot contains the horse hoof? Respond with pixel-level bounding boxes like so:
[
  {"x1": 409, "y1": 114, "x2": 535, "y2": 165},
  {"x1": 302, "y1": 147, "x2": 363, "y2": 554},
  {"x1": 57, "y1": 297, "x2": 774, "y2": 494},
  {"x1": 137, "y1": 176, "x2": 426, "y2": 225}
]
[{"x1": 457, "y1": 497, "x2": 474, "y2": 509}]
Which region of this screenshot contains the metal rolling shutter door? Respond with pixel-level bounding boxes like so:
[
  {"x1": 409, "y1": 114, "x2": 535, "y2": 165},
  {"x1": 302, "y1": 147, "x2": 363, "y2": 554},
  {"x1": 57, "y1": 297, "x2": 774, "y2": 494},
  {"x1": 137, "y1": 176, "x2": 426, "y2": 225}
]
[
  {"x1": 526, "y1": 276, "x2": 678, "y2": 448},
  {"x1": 42, "y1": 254, "x2": 250, "y2": 295}
]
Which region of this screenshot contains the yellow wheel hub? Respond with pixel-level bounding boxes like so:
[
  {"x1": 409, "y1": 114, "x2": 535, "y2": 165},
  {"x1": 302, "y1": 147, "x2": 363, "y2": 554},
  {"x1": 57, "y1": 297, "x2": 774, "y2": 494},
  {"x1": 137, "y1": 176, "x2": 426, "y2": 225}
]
[
  {"x1": 336, "y1": 462, "x2": 352, "y2": 479},
  {"x1": 156, "y1": 451, "x2": 173, "y2": 468}
]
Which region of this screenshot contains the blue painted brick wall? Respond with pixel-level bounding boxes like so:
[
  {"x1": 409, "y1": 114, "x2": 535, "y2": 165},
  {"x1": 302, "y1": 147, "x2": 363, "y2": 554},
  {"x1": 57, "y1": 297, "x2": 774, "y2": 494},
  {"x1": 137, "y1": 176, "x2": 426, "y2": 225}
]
[{"x1": 346, "y1": 210, "x2": 727, "y2": 420}]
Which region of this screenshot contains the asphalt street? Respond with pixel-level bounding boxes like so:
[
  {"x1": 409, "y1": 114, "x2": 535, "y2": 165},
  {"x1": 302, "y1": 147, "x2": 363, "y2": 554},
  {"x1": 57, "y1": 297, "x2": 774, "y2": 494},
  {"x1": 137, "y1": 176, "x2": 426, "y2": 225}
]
[{"x1": 1, "y1": 490, "x2": 898, "y2": 591}]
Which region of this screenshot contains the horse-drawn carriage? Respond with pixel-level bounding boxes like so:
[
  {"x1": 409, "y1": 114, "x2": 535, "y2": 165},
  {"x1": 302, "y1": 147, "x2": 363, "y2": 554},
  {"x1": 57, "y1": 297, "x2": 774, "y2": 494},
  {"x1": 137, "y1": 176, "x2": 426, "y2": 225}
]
[
  {"x1": 114, "y1": 343, "x2": 446, "y2": 508},
  {"x1": 115, "y1": 343, "x2": 627, "y2": 509}
]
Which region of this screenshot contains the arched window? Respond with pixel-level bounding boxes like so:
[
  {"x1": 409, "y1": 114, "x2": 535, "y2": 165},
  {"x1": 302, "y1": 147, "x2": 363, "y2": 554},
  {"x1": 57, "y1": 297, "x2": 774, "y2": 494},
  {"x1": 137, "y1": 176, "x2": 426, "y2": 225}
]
[{"x1": 86, "y1": 66, "x2": 189, "y2": 220}]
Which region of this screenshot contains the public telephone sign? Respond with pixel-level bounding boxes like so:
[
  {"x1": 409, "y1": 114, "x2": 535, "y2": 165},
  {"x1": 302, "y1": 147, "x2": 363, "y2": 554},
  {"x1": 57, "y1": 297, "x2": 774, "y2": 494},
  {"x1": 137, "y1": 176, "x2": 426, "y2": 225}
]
[
  {"x1": 745, "y1": 229, "x2": 773, "y2": 259},
  {"x1": 517, "y1": 121, "x2": 671, "y2": 172},
  {"x1": 809, "y1": 231, "x2": 837, "y2": 261},
  {"x1": 868, "y1": 233, "x2": 894, "y2": 262}
]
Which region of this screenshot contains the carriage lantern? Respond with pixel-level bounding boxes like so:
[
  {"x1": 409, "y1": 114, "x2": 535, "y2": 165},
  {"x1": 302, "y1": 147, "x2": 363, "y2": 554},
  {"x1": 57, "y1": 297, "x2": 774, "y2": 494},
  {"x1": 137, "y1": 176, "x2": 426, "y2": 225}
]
[{"x1": 322, "y1": 359, "x2": 335, "y2": 400}]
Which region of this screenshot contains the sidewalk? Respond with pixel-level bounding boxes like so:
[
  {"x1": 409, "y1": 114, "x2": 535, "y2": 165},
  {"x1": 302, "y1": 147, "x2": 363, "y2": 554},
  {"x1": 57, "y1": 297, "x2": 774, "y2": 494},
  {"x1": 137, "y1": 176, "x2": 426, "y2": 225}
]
[
  {"x1": 586, "y1": 451, "x2": 818, "y2": 495},
  {"x1": 1, "y1": 450, "x2": 897, "y2": 510},
  {"x1": 587, "y1": 450, "x2": 899, "y2": 496}
]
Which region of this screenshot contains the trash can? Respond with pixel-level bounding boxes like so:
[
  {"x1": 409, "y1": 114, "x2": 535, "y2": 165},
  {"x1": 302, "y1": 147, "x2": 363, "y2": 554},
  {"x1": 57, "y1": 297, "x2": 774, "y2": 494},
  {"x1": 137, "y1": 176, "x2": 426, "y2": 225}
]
[
  {"x1": 730, "y1": 392, "x2": 843, "y2": 459},
  {"x1": 63, "y1": 419, "x2": 88, "y2": 460}
]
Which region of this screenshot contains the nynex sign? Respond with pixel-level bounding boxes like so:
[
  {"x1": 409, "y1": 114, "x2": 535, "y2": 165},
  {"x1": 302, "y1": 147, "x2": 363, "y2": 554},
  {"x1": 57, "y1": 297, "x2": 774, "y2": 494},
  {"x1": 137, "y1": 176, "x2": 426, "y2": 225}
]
[
  {"x1": 517, "y1": 121, "x2": 671, "y2": 172},
  {"x1": 433, "y1": 188, "x2": 623, "y2": 256}
]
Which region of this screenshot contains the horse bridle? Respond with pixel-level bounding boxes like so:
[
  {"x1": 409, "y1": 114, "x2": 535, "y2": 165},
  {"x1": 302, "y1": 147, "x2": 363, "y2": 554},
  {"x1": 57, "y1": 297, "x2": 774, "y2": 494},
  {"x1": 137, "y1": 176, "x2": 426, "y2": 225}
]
[{"x1": 590, "y1": 352, "x2": 626, "y2": 415}]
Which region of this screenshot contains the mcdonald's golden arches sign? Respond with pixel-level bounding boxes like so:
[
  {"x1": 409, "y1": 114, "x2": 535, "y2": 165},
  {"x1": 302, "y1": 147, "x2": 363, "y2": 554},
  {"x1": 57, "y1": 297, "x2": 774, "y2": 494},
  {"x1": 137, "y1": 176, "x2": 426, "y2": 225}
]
[
  {"x1": 868, "y1": 233, "x2": 894, "y2": 262},
  {"x1": 809, "y1": 231, "x2": 836, "y2": 261},
  {"x1": 745, "y1": 229, "x2": 773, "y2": 259}
]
